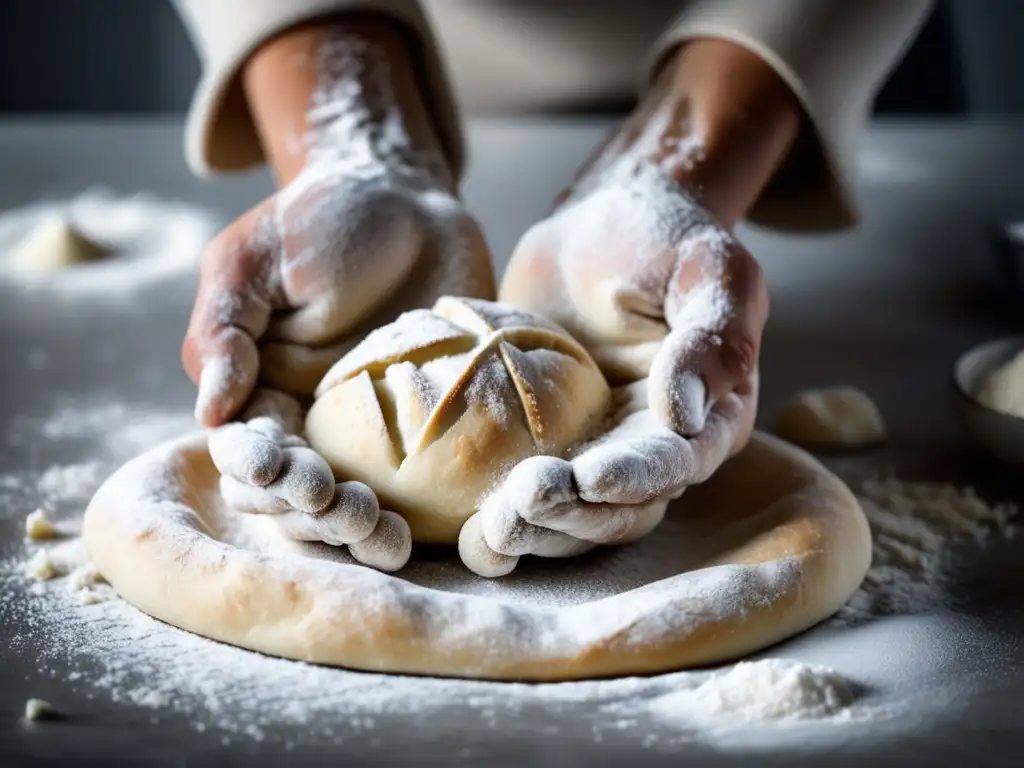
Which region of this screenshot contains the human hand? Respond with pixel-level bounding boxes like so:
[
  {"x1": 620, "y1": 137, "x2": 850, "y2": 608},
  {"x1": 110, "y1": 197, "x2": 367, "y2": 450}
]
[
  {"x1": 208, "y1": 412, "x2": 413, "y2": 571},
  {"x1": 501, "y1": 164, "x2": 768, "y2": 463},
  {"x1": 475, "y1": 45, "x2": 781, "y2": 572},
  {"x1": 184, "y1": 17, "x2": 494, "y2": 563},
  {"x1": 458, "y1": 379, "x2": 745, "y2": 576}
]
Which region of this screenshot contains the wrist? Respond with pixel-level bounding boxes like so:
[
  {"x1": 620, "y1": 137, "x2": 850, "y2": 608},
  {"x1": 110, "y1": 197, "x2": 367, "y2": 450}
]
[
  {"x1": 575, "y1": 39, "x2": 801, "y2": 228},
  {"x1": 243, "y1": 14, "x2": 453, "y2": 189}
]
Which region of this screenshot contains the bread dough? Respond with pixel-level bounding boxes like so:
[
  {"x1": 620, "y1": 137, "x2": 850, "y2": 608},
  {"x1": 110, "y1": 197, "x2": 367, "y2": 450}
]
[
  {"x1": 774, "y1": 386, "x2": 886, "y2": 449},
  {"x1": 83, "y1": 430, "x2": 870, "y2": 681},
  {"x1": 975, "y1": 350, "x2": 1024, "y2": 418},
  {"x1": 305, "y1": 297, "x2": 612, "y2": 543},
  {"x1": 7, "y1": 213, "x2": 108, "y2": 273}
]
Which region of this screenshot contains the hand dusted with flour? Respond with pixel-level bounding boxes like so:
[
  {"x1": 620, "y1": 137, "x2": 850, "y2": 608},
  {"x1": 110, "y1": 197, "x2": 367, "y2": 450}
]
[
  {"x1": 181, "y1": 18, "x2": 493, "y2": 554},
  {"x1": 491, "y1": 41, "x2": 795, "y2": 557},
  {"x1": 182, "y1": 18, "x2": 494, "y2": 429}
]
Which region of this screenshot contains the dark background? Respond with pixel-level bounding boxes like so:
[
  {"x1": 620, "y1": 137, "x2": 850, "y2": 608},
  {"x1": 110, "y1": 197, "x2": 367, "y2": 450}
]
[{"x1": 0, "y1": 0, "x2": 1022, "y2": 117}]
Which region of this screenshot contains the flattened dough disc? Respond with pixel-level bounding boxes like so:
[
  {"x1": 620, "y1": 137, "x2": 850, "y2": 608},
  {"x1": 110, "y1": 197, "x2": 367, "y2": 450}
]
[{"x1": 83, "y1": 431, "x2": 870, "y2": 682}]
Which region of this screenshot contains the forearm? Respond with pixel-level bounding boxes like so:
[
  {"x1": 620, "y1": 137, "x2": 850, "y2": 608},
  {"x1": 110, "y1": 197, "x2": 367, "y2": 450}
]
[
  {"x1": 243, "y1": 13, "x2": 451, "y2": 188},
  {"x1": 576, "y1": 38, "x2": 801, "y2": 229}
]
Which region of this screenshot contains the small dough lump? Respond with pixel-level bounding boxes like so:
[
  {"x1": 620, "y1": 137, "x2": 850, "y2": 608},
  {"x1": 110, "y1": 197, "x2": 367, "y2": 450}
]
[
  {"x1": 8, "y1": 213, "x2": 108, "y2": 273},
  {"x1": 774, "y1": 386, "x2": 886, "y2": 449},
  {"x1": 305, "y1": 297, "x2": 612, "y2": 544},
  {"x1": 975, "y1": 350, "x2": 1024, "y2": 418}
]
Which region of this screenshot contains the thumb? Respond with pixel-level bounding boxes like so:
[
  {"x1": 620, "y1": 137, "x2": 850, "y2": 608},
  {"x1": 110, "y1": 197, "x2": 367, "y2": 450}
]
[{"x1": 650, "y1": 236, "x2": 768, "y2": 436}]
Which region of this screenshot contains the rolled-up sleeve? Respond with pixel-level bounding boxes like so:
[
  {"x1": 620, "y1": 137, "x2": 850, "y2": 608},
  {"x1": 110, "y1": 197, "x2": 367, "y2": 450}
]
[
  {"x1": 172, "y1": 0, "x2": 463, "y2": 178},
  {"x1": 649, "y1": 0, "x2": 934, "y2": 231}
]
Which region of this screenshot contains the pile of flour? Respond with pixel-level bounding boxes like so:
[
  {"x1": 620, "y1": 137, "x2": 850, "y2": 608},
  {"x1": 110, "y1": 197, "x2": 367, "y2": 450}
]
[
  {"x1": 0, "y1": 189, "x2": 212, "y2": 297},
  {"x1": 1, "y1": 396, "x2": 1016, "y2": 746}
]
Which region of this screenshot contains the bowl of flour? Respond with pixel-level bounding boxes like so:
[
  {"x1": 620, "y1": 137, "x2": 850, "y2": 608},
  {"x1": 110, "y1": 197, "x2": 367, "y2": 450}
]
[{"x1": 953, "y1": 337, "x2": 1024, "y2": 463}]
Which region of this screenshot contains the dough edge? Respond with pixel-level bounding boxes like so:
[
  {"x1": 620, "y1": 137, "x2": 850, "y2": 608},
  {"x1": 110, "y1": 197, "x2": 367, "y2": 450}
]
[{"x1": 82, "y1": 431, "x2": 870, "y2": 682}]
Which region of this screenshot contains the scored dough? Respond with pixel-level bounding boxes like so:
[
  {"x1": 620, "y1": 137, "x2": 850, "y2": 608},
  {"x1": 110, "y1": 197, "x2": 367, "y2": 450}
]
[
  {"x1": 83, "y1": 430, "x2": 871, "y2": 682},
  {"x1": 305, "y1": 297, "x2": 611, "y2": 544},
  {"x1": 7, "y1": 213, "x2": 108, "y2": 273},
  {"x1": 774, "y1": 386, "x2": 886, "y2": 449}
]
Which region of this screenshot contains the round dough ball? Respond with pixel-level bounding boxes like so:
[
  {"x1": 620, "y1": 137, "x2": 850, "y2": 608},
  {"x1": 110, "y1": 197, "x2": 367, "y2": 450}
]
[
  {"x1": 774, "y1": 386, "x2": 886, "y2": 449},
  {"x1": 305, "y1": 297, "x2": 612, "y2": 544},
  {"x1": 8, "y1": 213, "x2": 108, "y2": 273}
]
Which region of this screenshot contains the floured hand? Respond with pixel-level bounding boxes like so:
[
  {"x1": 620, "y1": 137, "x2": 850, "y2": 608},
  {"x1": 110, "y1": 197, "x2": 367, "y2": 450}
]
[
  {"x1": 209, "y1": 415, "x2": 412, "y2": 571},
  {"x1": 480, "y1": 160, "x2": 768, "y2": 574},
  {"x1": 182, "y1": 25, "x2": 495, "y2": 428},
  {"x1": 503, "y1": 165, "x2": 764, "y2": 449},
  {"x1": 460, "y1": 380, "x2": 739, "y2": 576}
]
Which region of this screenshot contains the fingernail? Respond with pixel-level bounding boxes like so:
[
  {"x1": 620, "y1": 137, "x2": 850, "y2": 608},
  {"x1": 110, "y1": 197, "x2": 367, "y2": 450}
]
[
  {"x1": 195, "y1": 355, "x2": 234, "y2": 425},
  {"x1": 661, "y1": 370, "x2": 707, "y2": 435}
]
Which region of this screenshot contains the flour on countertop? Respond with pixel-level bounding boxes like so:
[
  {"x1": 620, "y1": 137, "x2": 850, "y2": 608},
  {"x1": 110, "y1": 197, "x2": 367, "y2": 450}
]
[
  {"x1": 0, "y1": 189, "x2": 213, "y2": 296},
  {"x1": 838, "y1": 478, "x2": 1018, "y2": 622},
  {"x1": 1, "y1": 556, "x2": 863, "y2": 746},
  {"x1": 1, "y1": 396, "x2": 1016, "y2": 746}
]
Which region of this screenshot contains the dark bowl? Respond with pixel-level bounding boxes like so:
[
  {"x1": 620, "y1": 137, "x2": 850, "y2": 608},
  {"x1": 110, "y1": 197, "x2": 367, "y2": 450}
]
[
  {"x1": 994, "y1": 222, "x2": 1024, "y2": 298},
  {"x1": 951, "y1": 337, "x2": 1024, "y2": 464}
]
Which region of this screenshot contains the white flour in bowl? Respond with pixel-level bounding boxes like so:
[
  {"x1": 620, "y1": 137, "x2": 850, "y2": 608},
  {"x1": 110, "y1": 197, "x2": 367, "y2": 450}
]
[{"x1": 0, "y1": 396, "x2": 1016, "y2": 747}]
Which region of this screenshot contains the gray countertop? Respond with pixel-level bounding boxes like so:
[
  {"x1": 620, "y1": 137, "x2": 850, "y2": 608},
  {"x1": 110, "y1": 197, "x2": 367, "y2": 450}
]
[{"x1": 1, "y1": 117, "x2": 1024, "y2": 767}]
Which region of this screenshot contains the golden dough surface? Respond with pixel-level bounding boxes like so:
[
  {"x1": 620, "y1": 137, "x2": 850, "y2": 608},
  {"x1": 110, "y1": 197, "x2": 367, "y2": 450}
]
[
  {"x1": 305, "y1": 297, "x2": 612, "y2": 543},
  {"x1": 83, "y1": 430, "x2": 870, "y2": 682}
]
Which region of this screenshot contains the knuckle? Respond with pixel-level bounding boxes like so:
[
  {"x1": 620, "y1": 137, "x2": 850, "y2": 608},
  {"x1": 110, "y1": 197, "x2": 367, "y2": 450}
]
[{"x1": 720, "y1": 332, "x2": 759, "y2": 381}]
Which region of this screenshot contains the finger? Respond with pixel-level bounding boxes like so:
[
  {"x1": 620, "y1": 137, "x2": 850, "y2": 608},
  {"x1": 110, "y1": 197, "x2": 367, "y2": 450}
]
[
  {"x1": 271, "y1": 483, "x2": 378, "y2": 546},
  {"x1": 348, "y1": 509, "x2": 412, "y2": 572},
  {"x1": 208, "y1": 422, "x2": 283, "y2": 487},
  {"x1": 458, "y1": 512, "x2": 518, "y2": 578},
  {"x1": 572, "y1": 410, "x2": 691, "y2": 504},
  {"x1": 239, "y1": 389, "x2": 306, "y2": 437},
  {"x1": 263, "y1": 446, "x2": 336, "y2": 515},
  {"x1": 648, "y1": 328, "x2": 710, "y2": 435},
  {"x1": 575, "y1": 396, "x2": 744, "y2": 504},
  {"x1": 615, "y1": 501, "x2": 670, "y2": 544},
  {"x1": 220, "y1": 476, "x2": 292, "y2": 516},
  {"x1": 497, "y1": 457, "x2": 641, "y2": 543},
  {"x1": 182, "y1": 203, "x2": 281, "y2": 427},
  {"x1": 653, "y1": 236, "x2": 768, "y2": 434},
  {"x1": 478, "y1": 486, "x2": 581, "y2": 557},
  {"x1": 258, "y1": 339, "x2": 349, "y2": 397},
  {"x1": 314, "y1": 481, "x2": 380, "y2": 545}
]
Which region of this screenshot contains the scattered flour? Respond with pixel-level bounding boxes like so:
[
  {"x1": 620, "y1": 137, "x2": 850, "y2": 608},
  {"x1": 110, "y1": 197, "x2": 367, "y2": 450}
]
[
  {"x1": 648, "y1": 659, "x2": 854, "y2": 722},
  {"x1": 839, "y1": 479, "x2": 1017, "y2": 621},
  {"x1": 1, "y1": 557, "x2": 863, "y2": 745},
  {"x1": 1, "y1": 395, "x2": 1017, "y2": 746},
  {"x1": 25, "y1": 549, "x2": 61, "y2": 581},
  {"x1": 37, "y1": 463, "x2": 104, "y2": 505},
  {"x1": 0, "y1": 190, "x2": 213, "y2": 297}
]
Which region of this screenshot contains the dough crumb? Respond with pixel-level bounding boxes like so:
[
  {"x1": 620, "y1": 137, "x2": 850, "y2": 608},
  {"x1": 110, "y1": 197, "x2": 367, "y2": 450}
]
[
  {"x1": 774, "y1": 386, "x2": 886, "y2": 449},
  {"x1": 23, "y1": 699, "x2": 59, "y2": 721},
  {"x1": 78, "y1": 587, "x2": 106, "y2": 606},
  {"x1": 9, "y1": 213, "x2": 108, "y2": 274},
  {"x1": 975, "y1": 350, "x2": 1024, "y2": 418},
  {"x1": 25, "y1": 550, "x2": 63, "y2": 581},
  {"x1": 25, "y1": 509, "x2": 59, "y2": 540},
  {"x1": 67, "y1": 564, "x2": 103, "y2": 592}
]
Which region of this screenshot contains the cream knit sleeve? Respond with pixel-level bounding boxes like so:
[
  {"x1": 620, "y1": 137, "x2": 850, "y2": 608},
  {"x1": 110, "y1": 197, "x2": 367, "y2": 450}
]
[
  {"x1": 651, "y1": 0, "x2": 934, "y2": 231},
  {"x1": 172, "y1": 0, "x2": 463, "y2": 178}
]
